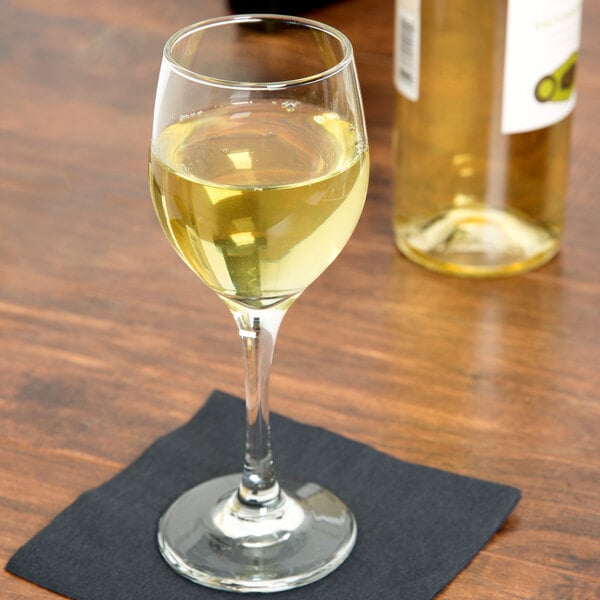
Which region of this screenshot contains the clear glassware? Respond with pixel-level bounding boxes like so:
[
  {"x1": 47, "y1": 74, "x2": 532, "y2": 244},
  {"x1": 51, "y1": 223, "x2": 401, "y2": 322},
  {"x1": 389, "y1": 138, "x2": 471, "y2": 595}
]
[{"x1": 148, "y1": 14, "x2": 369, "y2": 593}]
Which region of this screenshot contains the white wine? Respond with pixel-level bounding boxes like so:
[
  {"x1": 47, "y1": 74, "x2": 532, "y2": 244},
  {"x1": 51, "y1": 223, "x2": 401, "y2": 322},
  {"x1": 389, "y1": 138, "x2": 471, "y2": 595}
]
[
  {"x1": 150, "y1": 101, "x2": 369, "y2": 308},
  {"x1": 392, "y1": 0, "x2": 581, "y2": 277}
]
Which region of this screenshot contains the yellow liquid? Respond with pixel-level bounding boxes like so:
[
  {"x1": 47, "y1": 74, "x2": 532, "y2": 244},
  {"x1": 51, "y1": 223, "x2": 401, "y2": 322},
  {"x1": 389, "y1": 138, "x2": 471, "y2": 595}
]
[
  {"x1": 150, "y1": 101, "x2": 369, "y2": 308},
  {"x1": 392, "y1": 0, "x2": 572, "y2": 277}
]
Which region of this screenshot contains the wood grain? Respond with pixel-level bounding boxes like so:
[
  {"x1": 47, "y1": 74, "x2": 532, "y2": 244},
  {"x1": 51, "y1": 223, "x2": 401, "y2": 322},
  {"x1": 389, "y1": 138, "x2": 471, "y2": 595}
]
[{"x1": 1, "y1": 1, "x2": 599, "y2": 598}]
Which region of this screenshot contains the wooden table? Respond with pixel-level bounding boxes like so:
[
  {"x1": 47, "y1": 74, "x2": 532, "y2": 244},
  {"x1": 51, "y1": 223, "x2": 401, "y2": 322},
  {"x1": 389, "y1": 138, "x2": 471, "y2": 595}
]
[{"x1": 1, "y1": 1, "x2": 598, "y2": 598}]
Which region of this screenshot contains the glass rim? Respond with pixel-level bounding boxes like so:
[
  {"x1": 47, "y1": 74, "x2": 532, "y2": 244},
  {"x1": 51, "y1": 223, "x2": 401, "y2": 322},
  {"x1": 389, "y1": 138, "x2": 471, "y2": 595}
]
[{"x1": 163, "y1": 13, "x2": 355, "y2": 90}]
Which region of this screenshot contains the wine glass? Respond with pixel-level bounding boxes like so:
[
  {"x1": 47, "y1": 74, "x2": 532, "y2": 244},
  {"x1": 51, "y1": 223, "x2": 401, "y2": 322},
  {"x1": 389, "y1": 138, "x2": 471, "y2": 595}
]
[{"x1": 149, "y1": 14, "x2": 369, "y2": 593}]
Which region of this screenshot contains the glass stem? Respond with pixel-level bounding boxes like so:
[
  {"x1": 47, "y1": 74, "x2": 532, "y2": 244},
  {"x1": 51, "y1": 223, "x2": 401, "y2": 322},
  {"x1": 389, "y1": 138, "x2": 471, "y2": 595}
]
[{"x1": 231, "y1": 305, "x2": 286, "y2": 508}]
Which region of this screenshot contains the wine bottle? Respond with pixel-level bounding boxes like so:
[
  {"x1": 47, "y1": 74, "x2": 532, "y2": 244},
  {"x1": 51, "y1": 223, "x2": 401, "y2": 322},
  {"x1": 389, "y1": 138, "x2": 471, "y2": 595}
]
[
  {"x1": 228, "y1": 0, "x2": 340, "y2": 14},
  {"x1": 392, "y1": 0, "x2": 583, "y2": 277}
]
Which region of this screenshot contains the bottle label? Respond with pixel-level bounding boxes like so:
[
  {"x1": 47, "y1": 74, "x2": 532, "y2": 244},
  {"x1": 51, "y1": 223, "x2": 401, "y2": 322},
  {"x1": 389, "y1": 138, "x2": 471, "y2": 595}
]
[
  {"x1": 394, "y1": 0, "x2": 421, "y2": 101},
  {"x1": 502, "y1": 0, "x2": 582, "y2": 134}
]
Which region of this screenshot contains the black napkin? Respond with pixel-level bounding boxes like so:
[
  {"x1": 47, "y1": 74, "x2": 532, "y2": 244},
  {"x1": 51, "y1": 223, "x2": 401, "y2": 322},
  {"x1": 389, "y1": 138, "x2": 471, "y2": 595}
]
[{"x1": 6, "y1": 390, "x2": 520, "y2": 599}]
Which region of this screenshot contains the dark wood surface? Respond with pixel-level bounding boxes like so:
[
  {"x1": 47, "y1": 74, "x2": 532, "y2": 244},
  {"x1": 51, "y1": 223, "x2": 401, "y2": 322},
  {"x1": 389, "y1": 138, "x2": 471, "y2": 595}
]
[{"x1": 1, "y1": 1, "x2": 598, "y2": 598}]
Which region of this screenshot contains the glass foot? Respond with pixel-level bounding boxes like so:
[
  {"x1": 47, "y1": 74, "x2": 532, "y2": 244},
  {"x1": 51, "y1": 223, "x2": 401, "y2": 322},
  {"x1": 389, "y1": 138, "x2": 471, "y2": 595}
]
[{"x1": 157, "y1": 474, "x2": 357, "y2": 593}]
